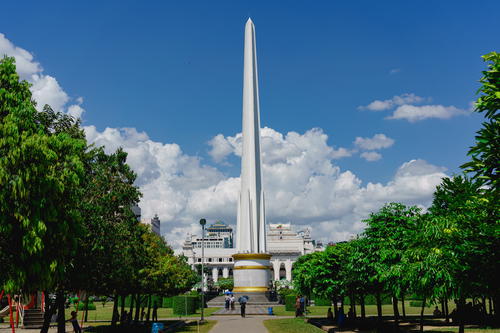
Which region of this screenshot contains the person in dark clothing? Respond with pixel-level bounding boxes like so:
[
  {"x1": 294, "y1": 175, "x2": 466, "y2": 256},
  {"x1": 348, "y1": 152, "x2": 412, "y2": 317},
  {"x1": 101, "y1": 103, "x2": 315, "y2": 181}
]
[
  {"x1": 239, "y1": 297, "x2": 247, "y2": 317},
  {"x1": 152, "y1": 302, "x2": 158, "y2": 322},
  {"x1": 295, "y1": 295, "x2": 302, "y2": 317},
  {"x1": 67, "y1": 311, "x2": 81, "y2": 333}
]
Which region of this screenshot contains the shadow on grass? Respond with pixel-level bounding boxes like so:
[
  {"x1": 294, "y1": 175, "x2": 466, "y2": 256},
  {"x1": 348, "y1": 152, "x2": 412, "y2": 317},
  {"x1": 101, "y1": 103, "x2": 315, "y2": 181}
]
[{"x1": 84, "y1": 320, "x2": 183, "y2": 333}]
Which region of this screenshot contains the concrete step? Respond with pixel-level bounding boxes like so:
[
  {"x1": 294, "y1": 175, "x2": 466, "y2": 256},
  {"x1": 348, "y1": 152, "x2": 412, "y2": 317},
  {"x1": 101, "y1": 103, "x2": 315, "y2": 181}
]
[{"x1": 213, "y1": 305, "x2": 275, "y2": 316}]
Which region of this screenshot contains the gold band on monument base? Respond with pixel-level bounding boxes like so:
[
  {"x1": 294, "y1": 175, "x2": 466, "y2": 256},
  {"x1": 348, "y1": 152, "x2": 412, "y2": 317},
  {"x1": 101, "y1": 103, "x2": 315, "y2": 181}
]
[
  {"x1": 232, "y1": 253, "x2": 272, "y2": 260},
  {"x1": 233, "y1": 265, "x2": 271, "y2": 270},
  {"x1": 232, "y1": 286, "x2": 269, "y2": 292}
]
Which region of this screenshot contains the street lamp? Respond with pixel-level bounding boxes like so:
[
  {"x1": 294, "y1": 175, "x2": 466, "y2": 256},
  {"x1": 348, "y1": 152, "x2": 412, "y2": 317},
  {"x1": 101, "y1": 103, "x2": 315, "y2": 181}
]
[{"x1": 199, "y1": 218, "x2": 206, "y2": 322}]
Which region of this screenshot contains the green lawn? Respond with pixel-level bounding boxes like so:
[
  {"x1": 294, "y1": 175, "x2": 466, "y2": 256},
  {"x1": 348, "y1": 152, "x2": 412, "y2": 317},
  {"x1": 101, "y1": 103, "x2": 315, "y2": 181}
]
[
  {"x1": 271, "y1": 301, "x2": 457, "y2": 317},
  {"x1": 64, "y1": 303, "x2": 220, "y2": 323},
  {"x1": 264, "y1": 318, "x2": 325, "y2": 333},
  {"x1": 173, "y1": 320, "x2": 217, "y2": 333},
  {"x1": 429, "y1": 329, "x2": 500, "y2": 333}
]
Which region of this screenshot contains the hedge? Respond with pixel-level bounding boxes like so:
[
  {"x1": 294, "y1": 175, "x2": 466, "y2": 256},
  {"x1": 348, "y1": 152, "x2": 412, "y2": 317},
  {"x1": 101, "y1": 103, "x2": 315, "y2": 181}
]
[
  {"x1": 344, "y1": 294, "x2": 392, "y2": 306},
  {"x1": 285, "y1": 295, "x2": 297, "y2": 311},
  {"x1": 314, "y1": 298, "x2": 332, "y2": 306},
  {"x1": 409, "y1": 300, "x2": 431, "y2": 308},
  {"x1": 77, "y1": 302, "x2": 96, "y2": 311},
  {"x1": 162, "y1": 297, "x2": 173, "y2": 308},
  {"x1": 118, "y1": 295, "x2": 164, "y2": 308},
  {"x1": 173, "y1": 296, "x2": 198, "y2": 315}
]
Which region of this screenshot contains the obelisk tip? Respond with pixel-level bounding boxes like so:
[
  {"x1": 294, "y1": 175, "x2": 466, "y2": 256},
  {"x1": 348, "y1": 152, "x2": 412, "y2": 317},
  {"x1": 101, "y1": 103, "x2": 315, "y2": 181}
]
[{"x1": 246, "y1": 17, "x2": 253, "y2": 25}]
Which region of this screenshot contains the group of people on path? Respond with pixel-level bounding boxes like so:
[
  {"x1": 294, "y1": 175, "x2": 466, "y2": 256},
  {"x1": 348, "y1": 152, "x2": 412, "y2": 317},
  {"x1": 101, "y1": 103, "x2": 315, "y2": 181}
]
[
  {"x1": 294, "y1": 295, "x2": 306, "y2": 317},
  {"x1": 224, "y1": 294, "x2": 236, "y2": 310}
]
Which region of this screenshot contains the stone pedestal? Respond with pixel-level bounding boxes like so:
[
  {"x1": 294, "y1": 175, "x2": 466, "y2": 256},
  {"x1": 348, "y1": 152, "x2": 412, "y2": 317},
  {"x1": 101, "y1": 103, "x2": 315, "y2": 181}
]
[{"x1": 232, "y1": 253, "x2": 271, "y2": 292}]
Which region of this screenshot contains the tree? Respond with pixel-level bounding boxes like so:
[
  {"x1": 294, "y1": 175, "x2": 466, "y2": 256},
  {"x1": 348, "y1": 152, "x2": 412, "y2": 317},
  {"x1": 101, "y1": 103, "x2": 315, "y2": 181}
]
[
  {"x1": 462, "y1": 52, "x2": 499, "y2": 200},
  {"x1": 363, "y1": 203, "x2": 421, "y2": 322},
  {"x1": 0, "y1": 56, "x2": 86, "y2": 295},
  {"x1": 402, "y1": 176, "x2": 496, "y2": 333}
]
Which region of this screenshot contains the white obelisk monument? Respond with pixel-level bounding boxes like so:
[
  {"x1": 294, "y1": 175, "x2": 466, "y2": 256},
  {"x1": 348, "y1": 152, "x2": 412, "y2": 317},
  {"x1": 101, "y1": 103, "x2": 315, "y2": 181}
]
[{"x1": 232, "y1": 18, "x2": 271, "y2": 293}]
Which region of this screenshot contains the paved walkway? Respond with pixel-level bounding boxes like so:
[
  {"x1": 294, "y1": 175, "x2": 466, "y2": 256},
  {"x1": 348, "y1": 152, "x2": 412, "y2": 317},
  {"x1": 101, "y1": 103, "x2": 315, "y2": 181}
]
[{"x1": 209, "y1": 315, "x2": 274, "y2": 333}]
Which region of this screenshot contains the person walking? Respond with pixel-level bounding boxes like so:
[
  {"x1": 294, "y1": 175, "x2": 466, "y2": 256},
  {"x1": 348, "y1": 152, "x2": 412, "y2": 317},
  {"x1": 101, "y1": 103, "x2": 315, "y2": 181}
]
[
  {"x1": 295, "y1": 295, "x2": 302, "y2": 317},
  {"x1": 225, "y1": 294, "x2": 230, "y2": 310},
  {"x1": 67, "y1": 311, "x2": 82, "y2": 333},
  {"x1": 230, "y1": 294, "x2": 235, "y2": 310},
  {"x1": 152, "y1": 301, "x2": 158, "y2": 322},
  {"x1": 238, "y1": 296, "x2": 248, "y2": 317}
]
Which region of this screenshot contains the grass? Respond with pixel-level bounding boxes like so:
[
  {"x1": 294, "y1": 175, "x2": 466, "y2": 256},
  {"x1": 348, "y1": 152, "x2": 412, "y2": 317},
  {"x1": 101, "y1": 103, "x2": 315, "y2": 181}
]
[
  {"x1": 264, "y1": 318, "x2": 325, "y2": 333},
  {"x1": 428, "y1": 329, "x2": 500, "y2": 333},
  {"x1": 83, "y1": 319, "x2": 217, "y2": 333},
  {"x1": 63, "y1": 303, "x2": 220, "y2": 323},
  {"x1": 173, "y1": 320, "x2": 217, "y2": 333},
  {"x1": 271, "y1": 301, "x2": 458, "y2": 317}
]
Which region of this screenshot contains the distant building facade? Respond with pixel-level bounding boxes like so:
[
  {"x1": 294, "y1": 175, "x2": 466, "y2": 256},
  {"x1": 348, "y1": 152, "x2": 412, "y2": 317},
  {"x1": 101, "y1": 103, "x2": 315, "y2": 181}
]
[{"x1": 181, "y1": 221, "x2": 322, "y2": 283}]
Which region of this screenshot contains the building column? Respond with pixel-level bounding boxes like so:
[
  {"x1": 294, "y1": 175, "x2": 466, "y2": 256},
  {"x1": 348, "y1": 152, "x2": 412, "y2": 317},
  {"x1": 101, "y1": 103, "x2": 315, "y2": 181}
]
[
  {"x1": 212, "y1": 267, "x2": 219, "y2": 283},
  {"x1": 222, "y1": 267, "x2": 229, "y2": 278},
  {"x1": 272, "y1": 260, "x2": 281, "y2": 281},
  {"x1": 285, "y1": 260, "x2": 293, "y2": 282}
]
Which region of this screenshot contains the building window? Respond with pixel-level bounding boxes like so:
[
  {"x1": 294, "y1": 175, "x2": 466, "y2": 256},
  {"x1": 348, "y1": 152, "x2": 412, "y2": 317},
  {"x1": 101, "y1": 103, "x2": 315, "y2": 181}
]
[
  {"x1": 208, "y1": 258, "x2": 212, "y2": 262},
  {"x1": 197, "y1": 258, "x2": 201, "y2": 262},
  {"x1": 229, "y1": 258, "x2": 233, "y2": 262},
  {"x1": 219, "y1": 258, "x2": 223, "y2": 262}
]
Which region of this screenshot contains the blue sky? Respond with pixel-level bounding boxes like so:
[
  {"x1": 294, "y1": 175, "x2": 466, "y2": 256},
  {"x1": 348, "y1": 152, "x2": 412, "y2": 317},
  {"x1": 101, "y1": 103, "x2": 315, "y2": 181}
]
[{"x1": 1, "y1": 1, "x2": 498, "y2": 245}]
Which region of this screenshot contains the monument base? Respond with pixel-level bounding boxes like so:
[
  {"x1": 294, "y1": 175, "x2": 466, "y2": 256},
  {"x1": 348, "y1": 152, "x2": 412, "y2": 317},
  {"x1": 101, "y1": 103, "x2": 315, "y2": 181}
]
[{"x1": 232, "y1": 253, "x2": 271, "y2": 292}]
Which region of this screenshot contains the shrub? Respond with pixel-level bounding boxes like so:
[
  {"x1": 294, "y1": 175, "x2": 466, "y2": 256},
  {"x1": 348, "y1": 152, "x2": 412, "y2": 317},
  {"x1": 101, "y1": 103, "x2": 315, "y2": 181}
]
[
  {"x1": 172, "y1": 296, "x2": 198, "y2": 315},
  {"x1": 77, "y1": 302, "x2": 96, "y2": 311},
  {"x1": 285, "y1": 295, "x2": 298, "y2": 311},
  {"x1": 162, "y1": 297, "x2": 173, "y2": 308},
  {"x1": 409, "y1": 300, "x2": 431, "y2": 308},
  {"x1": 314, "y1": 298, "x2": 332, "y2": 306},
  {"x1": 345, "y1": 294, "x2": 391, "y2": 305}
]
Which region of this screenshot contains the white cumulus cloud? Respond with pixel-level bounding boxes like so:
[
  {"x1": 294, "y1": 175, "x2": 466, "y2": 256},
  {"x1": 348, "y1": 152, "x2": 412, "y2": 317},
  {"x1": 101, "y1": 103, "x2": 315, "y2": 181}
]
[
  {"x1": 85, "y1": 125, "x2": 448, "y2": 249},
  {"x1": 359, "y1": 93, "x2": 426, "y2": 111},
  {"x1": 0, "y1": 33, "x2": 83, "y2": 117},
  {"x1": 354, "y1": 133, "x2": 395, "y2": 150},
  {"x1": 360, "y1": 151, "x2": 382, "y2": 162},
  {"x1": 387, "y1": 104, "x2": 468, "y2": 122}
]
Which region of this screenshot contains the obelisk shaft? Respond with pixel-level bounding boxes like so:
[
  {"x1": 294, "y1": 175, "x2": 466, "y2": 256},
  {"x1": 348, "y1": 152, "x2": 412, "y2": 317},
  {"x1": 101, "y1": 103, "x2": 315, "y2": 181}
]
[{"x1": 236, "y1": 18, "x2": 266, "y2": 253}]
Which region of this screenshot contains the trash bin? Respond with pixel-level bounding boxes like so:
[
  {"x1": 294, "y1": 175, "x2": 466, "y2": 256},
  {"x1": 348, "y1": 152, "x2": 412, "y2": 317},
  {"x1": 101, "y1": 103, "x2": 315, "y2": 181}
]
[{"x1": 268, "y1": 307, "x2": 273, "y2": 315}]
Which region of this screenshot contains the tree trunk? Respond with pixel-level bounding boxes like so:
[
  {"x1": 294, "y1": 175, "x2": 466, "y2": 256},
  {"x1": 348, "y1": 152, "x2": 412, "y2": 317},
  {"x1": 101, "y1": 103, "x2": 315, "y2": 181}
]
[
  {"x1": 375, "y1": 292, "x2": 382, "y2": 320},
  {"x1": 360, "y1": 295, "x2": 366, "y2": 319},
  {"x1": 401, "y1": 294, "x2": 406, "y2": 319},
  {"x1": 40, "y1": 291, "x2": 56, "y2": 333},
  {"x1": 445, "y1": 295, "x2": 450, "y2": 323},
  {"x1": 120, "y1": 294, "x2": 125, "y2": 322},
  {"x1": 488, "y1": 297, "x2": 493, "y2": 315},
  {"x1": 129, "y1": 294, "x2": 135, "y2": 323},
  {"x1": 392, "y1": 296, "x2": 400, "y2": 319},
  {"x1": 419, "y1": 297, "x2": 426, "y2": 333},
  {"x1": 56, "y1": 290, "x2": 66, "y2": 333},
  {"x1": 458, "y1": 297, "x2": 465, "y2": 333},
  {"x1": 333, "y1": 299, "x2": 339, "y2": 320},
  {"x1": 111, "y1": 294, "x2": 119, "y2": 327},
  {"x1": 146, "y1": 295, "x2": 152, "y2": 322},
  {"x1": 392, "y1": 295, "x2": 399, "y2": 329},
  {"x1": 441, "y1": 298, "x2": 445, "y2": 318},
  {"x1": 482, "y1": 296, "x2": 487, "y2": 316},
  {"x1": 340, "y1": 296, "x2": 345, "y2": 315},
  {"x1": 84, "y1": 297, "x2": 89, "y2": 322},
  {"x1": 350, "y1": 294, "x2": 357, "y2": 318},
  {"x1": 134, "y1": 294, "x2": 141, "y2": 322}
]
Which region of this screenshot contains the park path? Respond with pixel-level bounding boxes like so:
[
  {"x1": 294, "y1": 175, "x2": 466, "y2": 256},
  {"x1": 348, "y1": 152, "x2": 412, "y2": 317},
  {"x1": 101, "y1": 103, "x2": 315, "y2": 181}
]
[{"x1": 209, "y1": 315, "x2": 272, "y2": 333}]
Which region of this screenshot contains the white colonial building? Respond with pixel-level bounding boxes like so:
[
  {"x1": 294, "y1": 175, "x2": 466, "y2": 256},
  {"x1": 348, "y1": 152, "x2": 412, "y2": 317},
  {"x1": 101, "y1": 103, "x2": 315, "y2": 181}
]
[{"x1": 181, "y1": 221, "x2": 322, "y2": 283}]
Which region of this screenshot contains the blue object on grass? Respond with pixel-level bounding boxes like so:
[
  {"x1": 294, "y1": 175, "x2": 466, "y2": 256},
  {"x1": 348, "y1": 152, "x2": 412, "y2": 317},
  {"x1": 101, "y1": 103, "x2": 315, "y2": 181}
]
[
  {"x1": 151, "y1": 322, "x2": 164, "y2": 333},
  {"x1": 268, "y1": 307, "x2": 273, "y2": 315}
]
